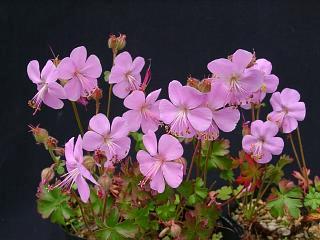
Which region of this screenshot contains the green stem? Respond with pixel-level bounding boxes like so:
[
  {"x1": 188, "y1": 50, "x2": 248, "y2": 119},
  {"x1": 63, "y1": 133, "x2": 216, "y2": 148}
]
[
  {"x1": 71, "y1": 101, "x2": 84, "y2": 135},
  {"x1": 256, "y1": 104, "x2": 261, "y2": 120},
  {"x1": 101, "y1": 195, "x2": 108, "y2": 222},
  {"x1": 48, "y1": 148, "x2": 58, "y2": 163},
  {"x1": 296, "y1": 126, "x2": 307, "y2": 169},
  {"x1": 289, "y1": 133, "x2": 303, "y2": 172},
  {"x1": 106, "y1": 85, "x2": 112, "y2": 118},
  {"x1": 71, "y1": 190, "x2": 91, "y2": 233},
  {"x1": 204, "y1": 141, "x2": 213, "y2": 185},
  {"x1": 186, "y1": 140, "x2": 200, "y2": 181}
]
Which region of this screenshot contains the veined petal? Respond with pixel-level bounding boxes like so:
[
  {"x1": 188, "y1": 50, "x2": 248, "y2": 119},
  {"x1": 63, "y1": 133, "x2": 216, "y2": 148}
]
[
  {"x1": 114, "y1": 51, "x2": 132, "y2": 69},
  {"x1": 122, "y1": 110, "x2": 142, "y2": 132},
  {"x1": 212, "y1": 107, "x2": 240, "y2": 132},
  {"x1": 109, "y1": 66, "x2": 127, "y2": 84},
  {"x1": 65, "y1": 137, "x2": 76, "y2": 164},
  {"x1": 110, "y1": 117, "x2": 129, "y2": 139},
  {"x1": 27, "y1": 60, "x2": 41, "y2": 84},
  {"x1": 146, "y1": 89, "x2": 161, "y2": 104},
  {"x1": 70, "y1": 46, "x2": 87, "y2": 69},
  {"x1": 43, "y1": 93, "x2": 64, "y2": 109},
  {"x1": 232, "y1": 49, "x2": 253, "y2": 70},
  {"x1": 75, "y1": 175, "x2": 90, "y2": 203},
  {"x1": 81, "y1": 55, "x2": 102, "y2": 78},
  {"x1": 137, "y1": 150, "x2": 155, "y2": 176},
  {"x1": 159, "y1": 99, "x2": 179, "y2": 124},
  {"x1": 74, "y1": 135, "x2": 83, "y2": 163},
  {"x1": 207, "y1": 58, "x2": 236, "y2": 78},
  {"x1": 41, "y1": 60, "x2": 57, "y2": 83},
  {"x1": 168, "y1": 80, "x2": 184, "y2": 106},
  {"x1": 131, "y1": 56, "x2": 145, "y2": 75},
  {"x1": 48, "y1": 81, "x2": 65, "y2": 99},
  {"x1": 187, "y1": 107, "x2": 212, "y2": 132},
  {"x1": 150, "y1": 169, "x2": 165, "y2": 193},
  {"x1": 263, "y1": 137, "x2": 284, "y2": 155},
  {"x1": 64, "y1": 77, "x2": 81, "y2": 101},
  {"x1": 240, "y1": 69, "x2": 263, "y2": 93},
  {"x1": 82, "y1": 131, "x2": 104, "y2": 151},
  {"x1": 89, "y1": 113, "x2": 110, "y2": 136},
  {"x1": 112, "y1": 137, "x2": 131, "y2": 160},
  {"x1": 162, "y1": 162, "x2": 183, "y2": 188},
  {"x1": 143, "y1": 131, "x2": 158, "y2": 156},
  {"x1": 207, "y1": 82, "x2": 229, "y2": 109},
  {"x1": 141, "y1": 116, "x2": 159, "y2": 133},
  {"x1": 124, "y1": 90, "x2": 145, "y2": 110},
  {"x1": 57, "y1": 57, "x2": 75, "y2": 80},
  {"x1": 158, "y1": 134, "x2": 183, "y2": 161},
  {"x1": 112, "y1": 81, "x2": 131, "y2": 99}
]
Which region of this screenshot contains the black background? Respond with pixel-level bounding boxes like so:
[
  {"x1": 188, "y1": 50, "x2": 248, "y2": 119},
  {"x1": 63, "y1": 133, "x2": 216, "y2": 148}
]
[{"x1": 2, "y1": 0, "x2": 320, "y2": 239}]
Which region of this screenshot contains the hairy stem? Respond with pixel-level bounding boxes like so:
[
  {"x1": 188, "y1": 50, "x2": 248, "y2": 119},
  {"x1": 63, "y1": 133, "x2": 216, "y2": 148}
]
[
  {"x1": 187, "y1": 140, "x2": 200, "y2": 181},
  {"x1": 71, "y1": 101, "x2": 84, "y2": 135}
]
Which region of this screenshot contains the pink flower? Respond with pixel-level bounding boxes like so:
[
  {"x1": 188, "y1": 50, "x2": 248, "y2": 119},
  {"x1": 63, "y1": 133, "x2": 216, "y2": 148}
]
[
  {"x1": 242, "y1": 120, "x2": 284, "y2": 163},
  {"x1": 56, "y1": 135, "x2": 98, "y2": 202},
  {"x1": 58, "y1": 46, "x2": 102, "y2": 101},
  {"x1": 82, "y1": 113, "x2": 131, "y2": 162},
  {"x1": 242, "y1": 58, "x2": 279, "y2": 108},
  {"x1": 123, "y1": 89, "x2": 161, "y2": 133},
  {"x1": 159, "y1": 80, "x2": 212, "y2": 138},
  {"x1": 109, "y1": 51, "x2": 145, "y2": 98},
  {"x1": 27, "y1": 60, "x2": 65, "y2": 114},
  {"x1": 201, "y1": 83, "x2": 240, "y2": 140},
  {"x1": 267, "y1": 88, "x2": 306, "y2": 133},
  {"x1": 208, "y1": 49, "x2": 263, "y2": 105},
  {"x1": 137, "y1": 131, "x2": 184, "y2": 193}
]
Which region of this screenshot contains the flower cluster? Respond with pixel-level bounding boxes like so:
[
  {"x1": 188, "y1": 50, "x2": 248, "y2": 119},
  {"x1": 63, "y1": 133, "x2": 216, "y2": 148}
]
[{"x1": 29, "y1": 38, "x2": 312, "y2": 240}]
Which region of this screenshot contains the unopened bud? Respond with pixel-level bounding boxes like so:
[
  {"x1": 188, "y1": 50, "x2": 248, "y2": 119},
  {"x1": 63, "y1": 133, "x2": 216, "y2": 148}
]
[
  {"x1": 98, "y1": 174, "x2": 112, "y2": 192},
  {"x1": 198, "y1": 78, "x2": 211, "y2": 93},
  {"x1": 41, "y1": 166, "x2": 55, "y2": 184},
  {"x1": 28, "y1": 125, "x2": 49, "y2": 144},
  {"x1": 170, "y1": 223, "x2": 181, "y2": 237},
  {"x1": 108, "y1": 33, "x2": 126, "y2": 52},
  {"x1": 83, "y1": 156, "x2": 96, "y2": 172},
  {"x1": 46, "y1": 136, "x2": 58, "y2": 149},
  {"x1": 54, "y1": 147, "x2": 65, "y2": 156},
  {"x1": 91, "y1": 87, "x2": 103, "y2": 100}
]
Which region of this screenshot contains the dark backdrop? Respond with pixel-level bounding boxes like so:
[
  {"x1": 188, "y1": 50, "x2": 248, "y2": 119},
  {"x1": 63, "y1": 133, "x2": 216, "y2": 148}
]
[{"x1": 1, "y1": 0, "x2": 320, "y2": 239}]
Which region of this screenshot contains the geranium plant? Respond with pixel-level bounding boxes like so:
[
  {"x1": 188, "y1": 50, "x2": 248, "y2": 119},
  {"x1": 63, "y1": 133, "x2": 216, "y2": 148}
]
[{"x1": 28, "y1": 34, "x2": 319, "y2": 240}]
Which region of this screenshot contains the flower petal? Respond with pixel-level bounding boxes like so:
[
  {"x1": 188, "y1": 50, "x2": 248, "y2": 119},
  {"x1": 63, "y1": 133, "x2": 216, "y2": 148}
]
[
  {"x1": 159, "y1": 99, "x2": 178, "y2": 124},
  {"x1": 253, "y1": 59, "x2": 272, "y2": 75},
  {"x1": 114, "y1": 51, "x2": 132, "y2": 69},
  {"x1": 158, "y1": 134, "x2": 183, "y2": 161},
  {"x1": 65, "y1": 137, "x2": 75, "y2": 163},
  {"x1": 263, "y1": 137, "x2": 284, "y2": 155},
  {"x1": 150, "y1": 169, "x2": 165, "y2": 193},
  {"x1": 207, "y1": 58, "x2": 236, "y2": 78},
  {"x1": 207, "y1": 83, "x2": 229, "y2": 109},
  {"x1": 27, "y1": 60, "x2": 41, "y2": 84},
  {"x1": 240, "y1": 69, "x2": 263, "y2": 93},
  {"x1": 287, "y1": 102, "x2": 306, "y2": 121},
  {"x1": 75, "y1": 175, "x2": 90, "y2": 203},
  {"x1": 74, "y1": 135, "x2": 83, "y2": 163},
  {"x1": 232, "y1": 49, "x2": 253, "y2": 70},
  {"x1": 141, "y1": 116, "x2": 159, "y2": 133},
  {"x1": 41, "y1": 60, "x2": 58, "y2": 83},
  {"x1": 168, "y1": 80, "x2": 184, "y2": 106},
  {"x1": 70, "y1": 46, "x2": 87, "y2": 69},
  {"x1": 64, "y1": 77, "x2": 81, "y2": 101},
  {"x1": 122, "y1": 110, "x2": 142, "y2": 132},
  {"x1": 264, "y1": 74, "x2": 279, "y2": 93},
  {"x1": 57, "y1": 57, "x2": 75, "y2": 80},
  {"x1": 110, "y1": 117, "x2": 129, "y2": 139},
  {"x1": 109, "y1": 66, "x2": 126, "y2": 84},
  {"x1": 143, "y1": 131, "x2": 158, "y2": 156},
  {"x1": 124, "y1": 90, "x2": 145, "y2": 110},
  {"x1": 48, "y1": 81, "x2": 65, "y2": 99},
  {"x1": 187, "y1": 107, "x2": 212, "y2": 132},
  {"x1": 162, "y1": 162, "x2": 183, "y2": 188},
  {"x1": 82, "y1": 131, "x2": 104, "y2": 151},
  {"x1": 81, "y1": 55, "x2": 102, "y2": 78},
  {"x1": 89, "y1": 113, "x2": 110, "y2": 136},
  {"x1": 146, "y1": 89, "x2": 161, "y2": 104},
  {"x1": 112, "y1": 137, "x2": 131, "y2": 160},
  {"x1": 43, "y1": 93, "x2": 64, "y2": 109},
  {"x1": 242, "y1": 135, "x2": 258, "y2": 153},
  {"x1": 131, "y1": 56, "x2": 145, "y2": 75},
  {"x1": 112, "y1": 81, "x2": 131, "y2": 99},
  {"x1": 282, "y1": 116, "x2": 298, "y2": 133},
  {"x1": 137, "y1": 150, "x2": 155, "y2": 176},
  {"x1": 256, "y1": 152, "x2": 272, "y2": 164},
  {"x1": 280, "y1": 88, "x2": 300, "y2": 104},
  {"x1": 212, "y1": 107, "x2": 240, "y2": 132},
  {"x1": 269, "y1": 92, "x2": 283, "y2": 111}
]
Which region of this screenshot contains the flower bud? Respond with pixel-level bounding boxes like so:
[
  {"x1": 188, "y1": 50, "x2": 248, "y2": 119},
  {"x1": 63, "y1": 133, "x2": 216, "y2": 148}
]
[
  {"x1": 91, "y1": 87, "x2": 103, "y2": 101},
  {"x1": 83, "y1": 155, "x2": 96, "y2": 172},
  {"x1": 46, "y1": 136, "x2": 58, "y2": 149},
  {"x1": 54, "y1": 147, "x2": 65, "y2": 156},
  {"x1": 108, "y1": 33, "x2": 126, "y2": 52},
  {"x1": 170, "y1": 223, "x2": 181, "y2": 237},
  {"x1": 198, "y1": 78, "x2": 211, "y2": 93},
  {"x1": 28, "y1": 125, "x2": 49, "y2": 144},
  {"x1": 98, "y1": 174, "x2": 112, "y2": 193},
  {"x1": 41, "y1": 166, "x2": 55, "y2": 184}
]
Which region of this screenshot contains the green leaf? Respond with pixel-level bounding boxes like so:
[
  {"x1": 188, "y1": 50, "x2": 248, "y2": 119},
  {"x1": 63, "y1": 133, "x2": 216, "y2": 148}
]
[
  {"x1": 104, "y1": 71, "x2": 111, "y2": 82},
  {"x1": 156, "y1": 202, "x2": 176, "y2": 221},
  {"x1": 304, "y1": 187, "x2": 320, "y2": 210},
  {"x1": 37, "y1": 186, "x2": 73, "y2": 226},
  {"x1": 114, "y1": 221, "x2": 138, "y2": 238},
  {"x1": 219, "y1": 169, "x2": 234, "y2": 182},
  {"x1": 130, "y1": 132, "x2": 146, "y2": 151},
  {"x1": 216, "y1": 186, "x2": 233, "y2": 201},
  {"x1": 177, "y1": 181, "x2": 193, "y2": 199},
  {"x1": 106, "y1": 207, "x2": 120, "y2": 227},
  {"x1": 201, "y1": 140, "x2": 232, "y2": 170},
  {"x1": 212, "y1": 232, "x2": 223, "y2": 240}
]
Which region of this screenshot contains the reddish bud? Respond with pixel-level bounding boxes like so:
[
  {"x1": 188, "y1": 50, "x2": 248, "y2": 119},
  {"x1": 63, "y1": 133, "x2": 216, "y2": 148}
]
[
  {"x1": 91, "y1": 87, "x2": 103, "y2": 101},
  {"x1": 83, "y1": 156, "x2": 96, "y2": 172},
  {"x1": 108, "y1": 33, "x2": 126, "y2": 53},
  {"x1": 46, "y1": 136, "x2": 58, "y2": 149},
  {"x1": 98, "y1": 174, "x2": 112, "y2": 193},
  {"x1": 28, "y1": 125, "x2": 49, "y2": 144},
  {"x1": 54, "y1": 147, "x2": 65, "y2": 156},
  {"x1": 41, "y1": 166, "x2": 55, "y2": 184}
]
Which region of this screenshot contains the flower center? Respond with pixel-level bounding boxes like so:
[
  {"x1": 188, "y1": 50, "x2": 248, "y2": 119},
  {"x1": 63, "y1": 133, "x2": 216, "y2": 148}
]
[
  {"x1": 54, "y1": 167, "x2": 80, "y2": 191},
  {"x1": 139, "y1": 155, "x2": 164, "y2": 188},
  {"x1": 250, "y1": 140, "x2": 264, "y2": 160},
  {"x1": 28, "y1": 83, "x2": 48, "y2": 115},
  {"x1": 126, "y1": 73, "x2": 140, "y2": 90},
  {"x1": 168, "y1": 107, "x2": 192, "y2": 136}
]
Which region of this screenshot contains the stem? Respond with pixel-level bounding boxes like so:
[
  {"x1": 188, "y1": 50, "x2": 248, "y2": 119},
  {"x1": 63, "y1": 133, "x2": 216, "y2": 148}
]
[
  {"x1": 106, "y1": 86, "x2": 112, "y2": 118},
  {"x1": 256, "y1": 104, "x2": 261, "y2": 120},
  {"x1": 95, "y1": 99, "x2": 100, "y2": 115},
  {"x1": 204, "y1": 141, "x2": 213, "y2": 185},
  {"x1": 296, "y1": 126, "x2": 307, "y2": 169},
  {"x1": 102, "y1": 195, "x2": 108, "y2": 222},
  {"x1": 71, "y1": 101, "x2": 84, "y2": 135},
  {"x1": 289, "y1": 134, "x2": 303, "y2": 172},
  {"x1": 71, "y1": 190, "x2": 91, "y2": 233},
  {"x1": 88, "y1": 198, "x2": 96, "y2": 222},
  {"x1": 186, "y1": 140, "x2": 200, "y2": 181},
  {"x1": 251, "y1": 104, "x2": 255, "y2": 121},
  {"x1": 48, "y1": 148, "x2": 58, "y2": 163}
]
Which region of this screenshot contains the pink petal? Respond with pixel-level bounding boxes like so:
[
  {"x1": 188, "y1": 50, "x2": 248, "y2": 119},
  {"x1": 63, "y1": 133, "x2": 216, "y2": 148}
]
[
  {"x1": 263, "y1": 137, "x2": 284, "y2": 155},
  {"x1": 137, "y1": 150, "x2": 155, "y2": 176},
  {"x1": 131, "y1": 56, "x2": 145, "y2": 75},
  {"x1": 124, "y1": 90, "x2": 145, "y2": 110},
  {"x1": 150, "y1": 169, "x2": 165, "y2": 193},
  {"x1": 287, "y1": 102, "x2": 306, "y2": 121},
  {"x1": 112, "y1": 137, "x2": 131, "y2": 160},
  {"x1": 250, "y1": 120, "x2": 278, "y2": 138},
  {"x1": 70, "y1": 46, "x2": 87, "y2": 69},
  {"x1": 207, "y1": 83, "x2": 229, "y2": 109},
  {"x1": 43, "y1": 93, "x2": 64, "y2": 109},
  {"x1": 57, "y1": 57, "x2": 75, "y2": 80},
  {"x1": 74, "y1": 135, "x2": 83, "y2": 163},
  {"x1": 232, "y1": 49, "x2": 253, "y2": 70},
  {"x1": 253, "y1": 59, "x2": 272, "y2": 75},
  {"x1": 168, "y1": 80, "x2": 184, "y2": 106},
  {"x1": 122, "y1": 110, "x2": 142, "y2": 132},
  {"x1": 112, "y1": 81, "x2": 131, "y2": 99},
  {"x1": 41, "y1": 60, "x2": 57, "y2": 82},
  {"x1": 75, "y1": 175, "x2": 90, "y2": 203},
  {"x1": 65, "y1": 137, "x2": 75, "y2": 163},
  {"x1": 141, "y1": 116, "x2": 159, "y2": 134},
  {"x1": 79, "y1": 165, "x2": 99, "y2": 185},
  {"x1": 240, "y1": 69, "x2": 263, "y2": 93},
  {"x1": 143, "y1": 131, "x2": 158, "y2": 156},
  {"x1": 114, "y1": 51, "x2": 132, "y2": 70},
  {"x1": 264, "y1": 74, "x2": 279, "y2": 93},
  {"x1": 162, "y1": 162, "x2": 183, "y2": 188},
  {"x1": 282, "y1": 116, "x2": 298, "y2": 133},
  {"x1": 81, "y1": 55, "x2": 102, "y2": 78},
  {"x1": 110, "y1": 117, "x2": 129, "y2": 139},
  {"x1": 146, "y1": 89, "x2": 161, "y2": 104},
  {"x1": 82, "y1": 131, "x2": 104, "y2": 151},
  {"x1": 187, "y1": 107, "x2": 212, "y2": 132},
  {"x1": 183, "y1": 86, "x2": 205, "y2": 109},
  {"x1": 159, "y1": 99, "x2": 178, "y2": 124},
  {"x1": 100, "y1": 144, "x2": 113, "y2": 160},
  {"x1": 280, "y1": 88, "x2": 300, "y2": 103},
  {"x1": 207, "y1": 58, "x2": 236, "y2": 77},
  {"x1": 256, "y1": 151, "x2": 272, "y2": 164},
  {"x1": 269, "y1": 92, "x2": 283, "y2": 111},
  {"x1": 89, "y1": 113, "x2": 110, "y2": 136},
  {"x1": 212, "y1": 107, "x2": 240, "y2": 132},
  {"x1": 27, "y1": 60, "x2": 41, "y2": 84},
  {"x1": 158, "y1": 134, "x2": 183, "y2": 161},
  {"x1": 64, "y1": 77, "x2": 81, "y2": 101},
  {"x1": 109, "y1": 66, "x2": 126, "y2": 84},
  {"x1": 48, "y1": 81, "x2": 65, "y2": 99},
  {"x1": 242, "y1": 135, "x2": 258, "y2": 153}
]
